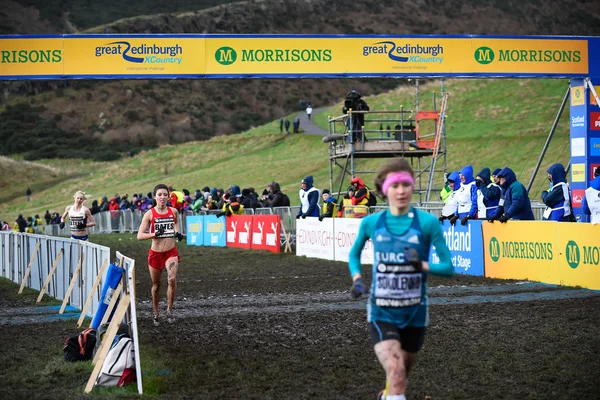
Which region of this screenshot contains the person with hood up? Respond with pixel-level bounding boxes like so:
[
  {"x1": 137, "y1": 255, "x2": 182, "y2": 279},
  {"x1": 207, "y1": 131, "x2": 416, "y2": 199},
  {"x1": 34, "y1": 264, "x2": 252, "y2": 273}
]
[
  {"x1": 582, "y1": 167, "x2": 600, "y2": 224},
  {"x1": 319, "y1": 189, "x2": 337, "y2": 221},
  {"x1": 475, "y1": 167, "x2": 502, "y2": 220},
  {"x1": 541, "y1": 163, "x2": 574, "y2": 222},
  {"x1": 351, "y1": 176, "x2": 374, "y2": 206},
  {"x1": 297, "y1": 176, "x2": 320, "y2": 218},
  {"x1": 488, "y1": 167, "x2": 534, "y2": 222},
  {"x1": 338, "y1": 186, "x2": 356, "y2": 218},
  {"x1": 269, "y1": 182, "x2": 290, "y2": 208},
  {"x1": 439, "y1": 171, "x2": 461, "y2": 221},
  {"x1": 452, "y1": 165, "x2": 478, "y2": 225}
]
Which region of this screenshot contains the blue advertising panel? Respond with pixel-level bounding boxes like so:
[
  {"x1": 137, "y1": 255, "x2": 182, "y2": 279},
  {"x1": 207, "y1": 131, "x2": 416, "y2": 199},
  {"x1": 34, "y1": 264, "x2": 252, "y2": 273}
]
[
  {"x1": 429, "y1": 219, "x2": 484, "y2": 276},
  {"x1": 569, "y1": 77, "x2": 600, "y2": 222},
  {"x1": 203, "y1": 215, "x2": 226, "y2": 247},
  {"x1": 186, "y1": 216, "x2": 204, "y2": 246}
]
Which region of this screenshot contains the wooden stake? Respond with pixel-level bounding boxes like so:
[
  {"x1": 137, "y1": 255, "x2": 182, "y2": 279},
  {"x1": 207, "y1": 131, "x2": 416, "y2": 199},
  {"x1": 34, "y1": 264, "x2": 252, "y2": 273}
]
[
  {"x1": 77, "y1": 259, "x2": 108, "y2": 328},
  {"x1": 84, "y1": 294, "x2": 130, "y2": 394},
  {"x1": 59, "y1": 251, "x2": 84, "y2": 314},
  {"x1": 280, "y1": 224, "x2": 292, "y2": 253},
  {"x1": 18, "y1": 242, "x2": 40, "y2": 294},
  {"x1": 36, "y1": 249, "x2": 63, "y2": 303}
]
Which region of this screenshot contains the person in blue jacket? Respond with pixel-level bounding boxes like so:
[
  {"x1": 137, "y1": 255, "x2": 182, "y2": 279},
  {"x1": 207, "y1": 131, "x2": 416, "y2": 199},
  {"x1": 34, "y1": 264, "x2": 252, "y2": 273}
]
[
  {"x1": 541, "y1": 163, "x2": 574, "y2": 222},
  {"x1": 348, "y1": 157, "x2": 454, "y2": 400},
  {"x1": 451, "y1": 164, "x2": 478, "y2": 226},
  {"x1": 475, "y1": 167, "x2": 502, "y2": 220},
  {"x1": 297, "y1": 175, "x2": 320, "y2": 219},
  {"x1": 488, "y1": 167, "x2": 535, "y2": 222}
]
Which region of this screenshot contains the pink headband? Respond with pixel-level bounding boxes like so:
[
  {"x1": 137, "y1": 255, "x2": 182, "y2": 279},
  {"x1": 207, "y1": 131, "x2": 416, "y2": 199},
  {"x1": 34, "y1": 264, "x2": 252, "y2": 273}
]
[{"x1": 382, "y1": 172, "x2": 415, "y2": 195}]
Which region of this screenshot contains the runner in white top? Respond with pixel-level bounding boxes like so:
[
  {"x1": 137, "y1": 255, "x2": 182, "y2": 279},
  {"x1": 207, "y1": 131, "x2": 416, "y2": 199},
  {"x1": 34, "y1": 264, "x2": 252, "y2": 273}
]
[{"x1": 60, "y1": 190, "x2": 96, "y2": 240}]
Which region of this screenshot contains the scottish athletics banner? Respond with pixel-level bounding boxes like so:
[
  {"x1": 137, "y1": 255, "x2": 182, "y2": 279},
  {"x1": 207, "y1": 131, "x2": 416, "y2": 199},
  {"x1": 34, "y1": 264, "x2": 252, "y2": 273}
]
[
  {"x1": 429, "y1": 220, "x2": 484, "y2": 276},
  {"x1": 1, "y1": 34, "x2": 599, "y2": 79}
]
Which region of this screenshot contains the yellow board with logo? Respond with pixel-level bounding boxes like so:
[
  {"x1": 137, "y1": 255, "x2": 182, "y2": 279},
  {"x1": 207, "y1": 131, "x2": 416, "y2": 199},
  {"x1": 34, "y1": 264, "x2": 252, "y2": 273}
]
[
  {"x1": 206, "y1": 37, "x2": 589, "y2": 75},
  {"x1": 0, "y1": 38, "x2": 64, "y2": 77},
  {"x1": 483, "y1": 221, "x2": 559, "y2": 282},
  {"x1": 0, "y1": 35, "x2": 591, "y2": 78},
  {"x1": 556, "y1": 223, "x2": 600, "y2": 290},
  {"x1": 62, "y1": 37, "x2": 205, "y2": 76}
]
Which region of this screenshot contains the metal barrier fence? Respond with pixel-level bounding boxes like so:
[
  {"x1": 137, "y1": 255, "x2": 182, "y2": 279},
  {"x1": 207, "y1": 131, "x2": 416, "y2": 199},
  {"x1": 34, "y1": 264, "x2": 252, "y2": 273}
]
[
  {"x1": 0, "y1": 231, "x2": 111, "y2": 317},
  {"x1": 35, "y1": 202, "x2": 549, "y2": 243}
]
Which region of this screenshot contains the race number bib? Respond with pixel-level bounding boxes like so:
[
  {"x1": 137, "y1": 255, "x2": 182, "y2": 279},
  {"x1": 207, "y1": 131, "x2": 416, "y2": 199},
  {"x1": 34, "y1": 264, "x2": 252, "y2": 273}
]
[{"x1": 374, "y1": 263, "x2": 422, "y2": 308}]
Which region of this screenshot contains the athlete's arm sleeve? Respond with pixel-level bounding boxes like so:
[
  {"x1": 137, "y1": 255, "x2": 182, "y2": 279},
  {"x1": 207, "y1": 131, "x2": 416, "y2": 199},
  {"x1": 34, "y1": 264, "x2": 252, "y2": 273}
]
[
  {"x1": 423, "y1": 215, "x2": 454, "y2": 277},
  {"x1": 348, "y1": 217, "x2": 372, "y2": 277}
]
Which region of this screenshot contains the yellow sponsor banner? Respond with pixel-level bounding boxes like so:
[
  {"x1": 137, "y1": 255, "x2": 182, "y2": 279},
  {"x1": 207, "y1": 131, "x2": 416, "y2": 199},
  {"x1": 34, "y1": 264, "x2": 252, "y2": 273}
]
[
  {"x1": 63, "y1": 37, "x2": 205, "y2": 76},
  {"x1": 0, "y1": 38, "x2": 64, "y2": 76},
  {"x1": 0, "y1": 36, "x2": 591, "y2": 77},
  {"x1": 205, "y1": 37, "x2": 589, "y2": 75},
  {"x1": 592, "y1": 85, "x2": 599, "y2": 106},
  {"x1": 556, "y1": 223, "x2": 600, "y2": 290},
  {"x1": 572, "y1": 163, "x2": 586, "y2": 182},
  {"x1": 483, "y1": 221, "x2": 558, "y2": 282},
  {"x1": 571, "y1": 85, "x2": 585, "y2": 106}
]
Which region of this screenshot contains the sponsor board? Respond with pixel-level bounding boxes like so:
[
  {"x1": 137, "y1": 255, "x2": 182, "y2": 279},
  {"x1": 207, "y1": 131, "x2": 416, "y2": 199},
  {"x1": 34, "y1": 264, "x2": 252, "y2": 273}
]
[
  {"x1": 590, "y1": 112, "x2": 600, "y2": 130},
  {"x1": 429, "y1": 220, "x2": 484, "y2": 276},
  {"x1": 590, "y1": 164, "x2": 600, "y2": 180},
  {"x1": 203, "y1": 215, "x2": 226, "y2": 247},
  {"x1": 333, "y1": 218, "x2": 373, "y2": 265},
  {"x1": 591, "y1": 138, "x2": 600, "y2": 156},
  {"x1": 556, "y1": 224, "x2": 600, "y2": 290},
  {"x1": 571, "y1": 114, "x2": 585, "y2": 128},
  {"x1": 186, "y1": 216, "x2": 204, "y2": 246},
  {"x1": 3, "y1": 35, "x2": 591, "y2": 78},
  {"x1": 571, "y1": 137, "x2": 586, "y2": 157},
  {"x1": 250, "y1": 215, "x2": 281, "y2": 253},
  {"x1": 62, "y1": 37, "x2": 205, "y2": 76},
  {"x1": 572, "y1": 189, "x2": 586, "y2": 208},
  {"x1": 0, "y1": 38, "x2": 64, "y2": 76},
  {"x1": 572, "y1": 163, "x2": 586, "y2": 182},
  {"x1": 571, "y1": 85, "x2": 585, "y2": 106},
  {"x1": 483, "y1": 221, "x2": 558, "y2": 282},
  {"x1": 295, "y1": 218, "x2": 335, "y2": 260},
  {"x1": 226, "y1": 215, "x2": 252, "y2": 249}
]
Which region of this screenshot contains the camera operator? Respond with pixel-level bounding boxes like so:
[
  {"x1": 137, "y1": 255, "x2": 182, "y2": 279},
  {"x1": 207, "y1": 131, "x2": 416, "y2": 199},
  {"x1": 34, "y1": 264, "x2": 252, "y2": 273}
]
[{"x1": 342, "y1": 90, "x2": 370, "y2": 142}]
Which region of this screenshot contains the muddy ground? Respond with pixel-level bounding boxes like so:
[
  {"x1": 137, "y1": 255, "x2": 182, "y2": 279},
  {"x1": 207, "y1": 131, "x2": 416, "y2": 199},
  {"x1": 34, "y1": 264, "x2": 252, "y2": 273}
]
[{"x1": 1, "y1": 234, "x2": 599, "y2": 399}]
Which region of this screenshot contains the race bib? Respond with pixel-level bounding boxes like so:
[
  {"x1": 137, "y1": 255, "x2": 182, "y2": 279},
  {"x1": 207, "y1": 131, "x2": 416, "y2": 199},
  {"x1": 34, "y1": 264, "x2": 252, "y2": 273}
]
[{"x1": 374, "y1": 263, "x2": 422, "y2": 308}]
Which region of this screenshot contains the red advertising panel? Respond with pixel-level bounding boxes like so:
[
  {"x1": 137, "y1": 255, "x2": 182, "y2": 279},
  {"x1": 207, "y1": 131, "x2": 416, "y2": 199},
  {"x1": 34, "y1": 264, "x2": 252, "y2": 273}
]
[
  {"x1": 226, "y1": 215, "x2": 253, "y2": 249},
  {"x1": 251, "y1": 215, "x2": 281, "y2": 253},
  {"x1": 572, "y1": 189, "x2": 585, "y2": 208}
]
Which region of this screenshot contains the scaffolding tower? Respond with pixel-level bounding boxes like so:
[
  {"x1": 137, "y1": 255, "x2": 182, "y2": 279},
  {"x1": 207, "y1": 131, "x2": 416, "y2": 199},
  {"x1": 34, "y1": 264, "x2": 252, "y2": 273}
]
[{"x1": 324, "y1": 85, "x2": 449, "y2": 204}]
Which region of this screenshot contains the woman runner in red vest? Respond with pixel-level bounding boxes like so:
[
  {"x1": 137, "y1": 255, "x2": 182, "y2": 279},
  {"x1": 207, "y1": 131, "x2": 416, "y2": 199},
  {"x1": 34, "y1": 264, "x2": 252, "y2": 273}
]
[{"x1": 137, "y1": 184, "x2": 184, "y2": 326}]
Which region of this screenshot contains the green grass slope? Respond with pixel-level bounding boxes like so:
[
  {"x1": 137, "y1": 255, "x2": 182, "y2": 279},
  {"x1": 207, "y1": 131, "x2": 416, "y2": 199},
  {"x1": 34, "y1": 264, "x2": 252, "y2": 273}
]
[{"x1": 0, "y1": 78, "x2": 573, "y2": 221}]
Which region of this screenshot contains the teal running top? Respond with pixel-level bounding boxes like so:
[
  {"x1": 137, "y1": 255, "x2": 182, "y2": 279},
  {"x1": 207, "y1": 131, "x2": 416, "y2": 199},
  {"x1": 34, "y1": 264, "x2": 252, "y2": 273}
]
[{"x1": 349, "y1": 208, "x2": 454, "y2": 278}]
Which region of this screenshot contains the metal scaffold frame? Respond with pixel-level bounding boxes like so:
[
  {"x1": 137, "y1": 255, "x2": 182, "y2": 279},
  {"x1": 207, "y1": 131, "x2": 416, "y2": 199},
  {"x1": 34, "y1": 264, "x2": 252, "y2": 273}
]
[{"x1": 324, "y1": 81, "x2": 449, "y2": 205}]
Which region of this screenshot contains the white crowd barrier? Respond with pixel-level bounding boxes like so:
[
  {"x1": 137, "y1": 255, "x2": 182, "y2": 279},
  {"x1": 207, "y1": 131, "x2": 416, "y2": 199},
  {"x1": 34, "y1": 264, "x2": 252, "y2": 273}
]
[{"x1": 0, "y1": 231, "x2": 110, "y2": 317}]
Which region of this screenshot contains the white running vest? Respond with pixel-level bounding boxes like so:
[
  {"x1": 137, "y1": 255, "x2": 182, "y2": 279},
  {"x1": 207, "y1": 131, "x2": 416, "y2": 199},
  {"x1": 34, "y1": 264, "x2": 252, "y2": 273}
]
[
  {"x1": 68, "y1": 206, "x2": 86, "y2": 232},
  {"x1": 299, "y1": 187, "x2": 320, "y2": 214},
  {"x1": 441, "y1": 191, "x2": 459, "y2": 217},
  {"x1": 543, "y1": 182, "x2": 571, "y2": 220},
  {"x1": 585, "y1": 187, "x2": 600, "y2": 224},
  {"x1": 457, "y1": 181, "x2": 476, "y2": 215}
]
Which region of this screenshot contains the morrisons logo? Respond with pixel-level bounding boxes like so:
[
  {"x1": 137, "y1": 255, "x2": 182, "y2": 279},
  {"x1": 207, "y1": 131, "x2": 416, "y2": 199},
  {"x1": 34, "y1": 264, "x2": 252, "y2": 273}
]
[
  {"x1": 474, "y1": 47, "x2": 581, "y2": 64},
  {"x1": 1, "y1": 49, "x2": 62, "y2": 63},
  {"x1": 564, "y1": 240, "x2": 600, "y2": 269},
  {"x1": 488, "y1": 237, "x2": 553, "y2": 262},
  {"x1": 215, "y1": 46, "x2": 332, "y2": 65},
  {"x1": 474, "y1": 47, "x2": 494, "y2": 64}
]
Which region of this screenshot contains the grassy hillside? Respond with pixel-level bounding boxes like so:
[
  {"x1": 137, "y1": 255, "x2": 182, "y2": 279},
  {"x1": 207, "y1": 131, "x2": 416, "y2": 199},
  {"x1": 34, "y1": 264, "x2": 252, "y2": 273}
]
[{"x1": 0, "y1": 78, "x2": 573, "y2": 222}]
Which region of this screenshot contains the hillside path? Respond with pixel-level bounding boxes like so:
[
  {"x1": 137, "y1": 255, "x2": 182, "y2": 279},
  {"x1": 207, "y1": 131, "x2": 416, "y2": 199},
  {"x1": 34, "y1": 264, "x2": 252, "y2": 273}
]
[{"x1": 295, "y1": 107, "x2": 329, "y2": 136}]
